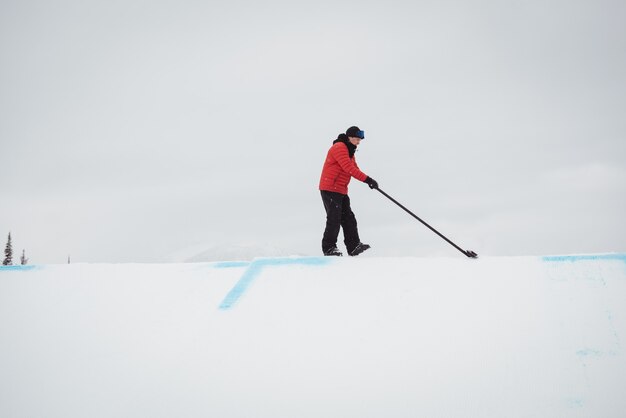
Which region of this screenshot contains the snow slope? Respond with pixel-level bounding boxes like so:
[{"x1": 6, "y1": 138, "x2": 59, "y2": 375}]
[{"x1": 1, "y1": 254, "x2": 625, "y2": 417}]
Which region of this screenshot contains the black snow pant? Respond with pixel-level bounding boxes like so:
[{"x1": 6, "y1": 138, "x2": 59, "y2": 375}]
[{"x1": 321, "y1": 190, "x2": 360, "y2": 254}]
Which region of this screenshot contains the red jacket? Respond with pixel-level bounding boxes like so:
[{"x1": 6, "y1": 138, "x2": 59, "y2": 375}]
[{"x1": 319, "y1": 141, "x2": 368, "y2": 195}]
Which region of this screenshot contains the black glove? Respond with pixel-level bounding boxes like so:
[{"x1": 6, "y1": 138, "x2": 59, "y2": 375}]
[{"x1": 365, "y1": 176, "x2": 379, "y2": 190}]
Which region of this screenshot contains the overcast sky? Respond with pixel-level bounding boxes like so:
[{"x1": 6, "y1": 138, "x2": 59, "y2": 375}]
[{"x1": 1, "y1": 0, "x2": 625, "y2": 263}]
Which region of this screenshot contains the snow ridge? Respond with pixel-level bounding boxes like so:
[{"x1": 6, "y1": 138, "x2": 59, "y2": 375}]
[{"x1": 1, "y1": 254, "x2": 625, "y2": 417}]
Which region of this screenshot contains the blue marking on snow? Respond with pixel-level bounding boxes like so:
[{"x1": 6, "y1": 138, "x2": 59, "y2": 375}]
[
  {"x1": 542, "y1": 254, "x2": 626, "y2": 264},
  {"x1": 576, "y1": 348, "x2": 602, "y2": 357},
  {"x1": 218, "y1": 257, "x2": 332, "y2": 310},
  {"x1": 564, "y1": 397, "x2": 585, "y2": 408},
  {"x1": 219, "y1": 262, "x2": 265, "y2": 310},
  {"x1": 0, "y1": 265, "x2": 38, "y2": 272},
  {"x1": 213, "y1": 261, "x2": 251, "y2": 268}
]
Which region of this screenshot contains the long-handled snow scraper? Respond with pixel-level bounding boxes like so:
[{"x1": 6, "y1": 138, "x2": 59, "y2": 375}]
[{"x1": 375, "y1": 188, "x2": 478, "y2": 258}]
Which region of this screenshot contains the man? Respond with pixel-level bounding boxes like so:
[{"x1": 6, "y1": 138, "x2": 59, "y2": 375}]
[{"x1": 319, "y1": 126, "x2": 378, "y2": 256}]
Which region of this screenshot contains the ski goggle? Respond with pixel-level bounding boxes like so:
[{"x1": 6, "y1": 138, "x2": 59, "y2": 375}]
[{"x1": 356, "y1": 130, "x2": 365, "y2": 139}]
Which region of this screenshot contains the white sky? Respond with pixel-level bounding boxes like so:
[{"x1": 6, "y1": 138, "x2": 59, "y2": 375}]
[{"x1": 1, "y1": 0, "x2": 625, "y2": 263}]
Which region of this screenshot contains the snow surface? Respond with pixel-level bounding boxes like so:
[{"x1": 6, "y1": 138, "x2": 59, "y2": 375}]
[{"x1": 1, "y1": 254, "x2": 625, "y2": 417}]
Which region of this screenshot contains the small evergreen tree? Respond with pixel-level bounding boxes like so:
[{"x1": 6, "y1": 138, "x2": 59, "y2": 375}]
[
  {"x1": 20, "y1": 249, "x2": 28, "y2": 265},
  {"x1": 3, "y1": 232, "x2": 13, "y2": 266}
]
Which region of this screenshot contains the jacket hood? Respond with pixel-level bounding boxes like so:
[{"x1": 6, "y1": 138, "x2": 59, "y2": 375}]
[{"x1": 333, "y1": 133, "x2": 357, "y2": 158}]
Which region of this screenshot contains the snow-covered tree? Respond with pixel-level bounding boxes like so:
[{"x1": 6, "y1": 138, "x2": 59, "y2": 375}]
[
  {"x1": 20, "y1": 249, "x2": 28, "y2": 265},
  {"x1": 3, "y1": 232, "x2": 13, "y2": 266}
]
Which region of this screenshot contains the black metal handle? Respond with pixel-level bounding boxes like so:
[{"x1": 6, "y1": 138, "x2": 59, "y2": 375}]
[{"x1": 375, "y1": 188, "x2": 478, "y2": 258}]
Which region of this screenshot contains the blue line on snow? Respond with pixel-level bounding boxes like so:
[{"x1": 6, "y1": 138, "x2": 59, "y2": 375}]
[
  {"x1": 576, "y1": 348, "x2": 602, "y2": 357},
  {"x1": 542, "y1": 254, "x2": 626, "y2": 263},
  {"x1": 0, "y1": 265, "x2": 38, "y2": 272},
  {"x1": 218, "y1": 257, "x2": 332, "y2": 310},
  {"x1": 213, "y1": 261, "x2": 251, "y2": 268}
]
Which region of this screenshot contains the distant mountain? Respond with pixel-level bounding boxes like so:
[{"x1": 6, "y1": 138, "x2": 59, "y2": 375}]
[{"x1": 184, "y1": 244, "x2": 295, "y2": 262}]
